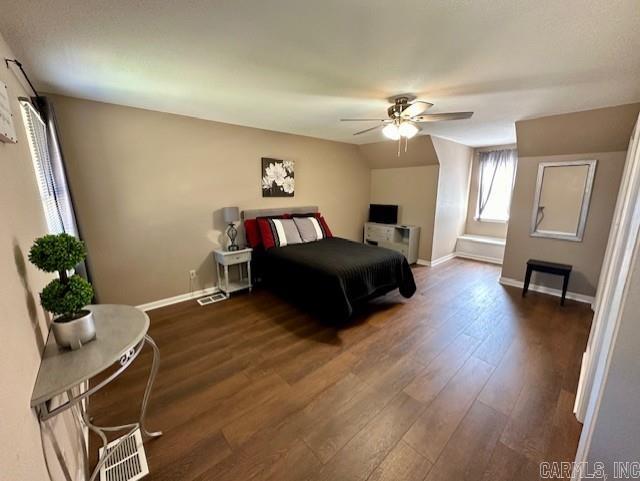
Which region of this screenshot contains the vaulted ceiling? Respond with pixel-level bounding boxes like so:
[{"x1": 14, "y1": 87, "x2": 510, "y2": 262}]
[{"x1": 1, "y1": 0, "x2": 639, "y2": 146}]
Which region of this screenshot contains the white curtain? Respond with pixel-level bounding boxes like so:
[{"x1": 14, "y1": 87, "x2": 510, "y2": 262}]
[{"x1": 477, "y1": 148, "x2": 517, "y2": 221}]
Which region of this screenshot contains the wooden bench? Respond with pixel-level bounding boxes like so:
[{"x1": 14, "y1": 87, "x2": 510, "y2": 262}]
[{"x1": 523, "y1": 259, "x2": 573, "y2": 306}]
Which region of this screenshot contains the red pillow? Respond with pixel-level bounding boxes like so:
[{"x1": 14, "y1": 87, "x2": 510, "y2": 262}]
[
  {"x1": 257, "y1": 218, "x2": 277, "y2": 249},
  {"x1": 244, "y1": 219, "x2": 262, "y2": 249}
]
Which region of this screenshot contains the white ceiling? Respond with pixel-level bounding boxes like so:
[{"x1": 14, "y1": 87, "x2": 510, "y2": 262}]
[{"x1": 1, "y1": 0, "x2": 639, "y2": 146}]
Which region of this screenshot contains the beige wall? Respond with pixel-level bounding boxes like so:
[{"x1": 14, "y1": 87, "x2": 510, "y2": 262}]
[
  {"x1": 370, "y1": 166, "x2": 439, "y2": 260},
  {"x1": 431, "y1": 136, "x2": 473, "y2": 260},
  {"x1": 464, "y1": 145, "x2": 515, "y2": 239},
  {"x1": 503, "y1": 104, "x2": 640, "y2": 296},
  {"x1": 503, "y1": 151, "x2": 625, "y2": 295},
  {"x1": 363, "y1": 135, "x2": 472, "y2": 262},
  {"x1": 502, "y1": 151, "x2": 625, "y2": 295},
  {"x1": 0, "y1": 34, "x2": 84, "y2": 481},
  {"x1": 358, "y1": 136, "x2": 439, "y2": 168},
  {"x1": 517, "y1": 103, "x2": 640, "y2": 157},
  {"x1": 51, "y1": 94, "x2": 370, "y2": 305}
]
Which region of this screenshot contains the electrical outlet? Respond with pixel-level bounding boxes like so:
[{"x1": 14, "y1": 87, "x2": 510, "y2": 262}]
[{"x1": 189, "y1": 269, "x2": 197, "y2": 279}]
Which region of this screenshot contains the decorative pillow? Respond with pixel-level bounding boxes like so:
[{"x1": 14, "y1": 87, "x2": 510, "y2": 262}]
[
  {"x1": 293, "y1": 216, "x2": 332, "y2": 242},
  {"x1": 244, "y1": 219, "x2": 262, "y2": 249},
  {"x1": 244, "y1": 215, "x2": 291, "y2": 249},
  {"x1": 290, "y1": 212, "x2": 333, "y2": 237},
  {"x1": 317, "y1": 215, "x2": 333, "y2": 237},
  {"x1": 257, "y1": 218, "x2": 302, "y2": 249}
]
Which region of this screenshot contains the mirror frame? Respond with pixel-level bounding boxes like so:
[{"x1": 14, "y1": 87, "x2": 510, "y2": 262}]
[{"x1": 530, "y1": 159, "x2": 597, "y2": 242}]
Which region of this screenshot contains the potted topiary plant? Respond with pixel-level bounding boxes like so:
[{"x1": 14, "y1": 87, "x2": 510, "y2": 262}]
[{"x1": 29, "y1": 233, "x2": 96, "y2": 350}]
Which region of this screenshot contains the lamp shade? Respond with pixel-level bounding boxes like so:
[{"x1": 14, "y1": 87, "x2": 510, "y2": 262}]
[
  {"x1": 223, "y1": 206, "x2": 240, "y2": 223},
  {"x1": 382, "y1": 123, "x2": 400, "y2": 140},
  {"x1": 399, "y1": 122, "x2": 419, "y2": 139}
]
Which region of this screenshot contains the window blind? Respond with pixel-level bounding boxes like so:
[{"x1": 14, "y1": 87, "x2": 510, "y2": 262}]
[{"x1": 20, "y1": 100, "x2": 66, "y2": 234}]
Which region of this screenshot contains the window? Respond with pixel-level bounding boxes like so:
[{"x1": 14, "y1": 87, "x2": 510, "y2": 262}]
[
  {"x1": 476, "y1": 148, "x2": 517, "y2": 222},
  {"x1": 20, "y1": 100, "x2": 68, "y2": 234}
]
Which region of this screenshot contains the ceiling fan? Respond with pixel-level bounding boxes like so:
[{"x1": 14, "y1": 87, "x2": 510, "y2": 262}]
[{"x1": 341, "y1": 95, "x2": 473, "y2": 140}]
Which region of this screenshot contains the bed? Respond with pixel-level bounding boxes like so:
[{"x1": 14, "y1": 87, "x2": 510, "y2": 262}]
[{"x1": 243, "y1": 206, "x2": 416, "y2": 320}]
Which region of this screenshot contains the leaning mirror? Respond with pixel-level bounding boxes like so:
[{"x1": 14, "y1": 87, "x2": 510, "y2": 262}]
[{"x1": 530, "y1": 160, "x2": 597, "y2": 242}]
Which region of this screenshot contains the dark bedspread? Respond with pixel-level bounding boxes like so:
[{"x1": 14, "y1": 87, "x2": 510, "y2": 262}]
[{"x1": 256, "y1": 237, "x2": 416, "y2": 320}]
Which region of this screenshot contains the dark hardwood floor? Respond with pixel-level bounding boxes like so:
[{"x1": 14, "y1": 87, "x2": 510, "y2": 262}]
[{"x1": 90, "y1": 259, "x2": 591, "y2": 481}]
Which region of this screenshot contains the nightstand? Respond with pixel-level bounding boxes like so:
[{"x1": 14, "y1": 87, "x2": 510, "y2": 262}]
[{"x1": 213, "y1": 247, "x2": 253, "y2": 296}]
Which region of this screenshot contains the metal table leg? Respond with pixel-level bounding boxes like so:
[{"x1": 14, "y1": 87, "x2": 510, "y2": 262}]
[
  {"x1": 54, "y1": 335, "x2": 163, "y2": 481},
  {"x1": 78, "y1": 402, "x2": 138, "y2": 481},
  {"x1": 140, "y1": 334, "x2": 163, "y2": 438}
]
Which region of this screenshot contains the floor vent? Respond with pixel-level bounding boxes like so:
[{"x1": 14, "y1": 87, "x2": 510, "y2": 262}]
[
  {"x1": 99, "y1": 429, "x2": 149, "y2": 481},
  {"x1": 197, "y1": 292, "x2": 227, "y2": 305}
]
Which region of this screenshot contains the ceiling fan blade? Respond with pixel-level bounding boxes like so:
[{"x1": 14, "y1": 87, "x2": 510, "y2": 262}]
[
  {"x1": 353, "y1": 125, "x2": 383, "y2": 136},
  {"x1": 413, "y1": 112, "x2": 474, "y2": 122},
  {"x1": 400, "y1": 101, "x2": 433, "y2": 118},
  {"x1": 340, "y1": 118, "x2": 389, "y2": 122}
]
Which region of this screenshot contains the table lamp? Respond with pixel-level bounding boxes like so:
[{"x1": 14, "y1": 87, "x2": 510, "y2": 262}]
[{"x1": 223, "y1": 206, "x2": 240, "y2": 251}]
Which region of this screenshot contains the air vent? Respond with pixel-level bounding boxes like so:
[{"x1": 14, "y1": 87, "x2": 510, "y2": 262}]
[
  {"x1": 99, "y1": 429, "x2": 149, "y2": 481},
  {"x1": 197, "y1": 292, "x2": 227, "y2": 305}
]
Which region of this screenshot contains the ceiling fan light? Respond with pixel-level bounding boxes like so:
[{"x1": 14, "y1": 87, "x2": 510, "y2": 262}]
[
  {"x1": 382, "y1": 123, "x2": 400, "y2": 140},
  {"x1": 399, "y1": 122, "x2": 419, "y2": 139}
]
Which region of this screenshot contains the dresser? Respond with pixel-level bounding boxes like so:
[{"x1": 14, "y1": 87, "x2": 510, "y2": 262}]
[{"x1": 364, "y1": 222, "x2": 420, "y2": 264}]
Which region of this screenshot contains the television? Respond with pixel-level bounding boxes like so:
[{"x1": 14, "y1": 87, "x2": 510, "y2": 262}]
[{"x1": 369, "y1": 204, "x2": 398, "y2": 224}]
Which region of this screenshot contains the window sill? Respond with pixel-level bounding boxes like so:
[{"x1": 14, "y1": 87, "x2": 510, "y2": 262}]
[{"x1": 474, "y1": 217, "x2": 508, "y2": 224}]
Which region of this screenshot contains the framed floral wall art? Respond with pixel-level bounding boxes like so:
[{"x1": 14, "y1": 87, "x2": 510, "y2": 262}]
[{"x1": 261, "y1": 158, "x2": 295, "y2": 197}]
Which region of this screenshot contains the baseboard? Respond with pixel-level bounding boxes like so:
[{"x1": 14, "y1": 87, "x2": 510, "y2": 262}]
[
  {"x1": 499, "y1": 276, "x2": 595, "y2": 305},
  {"x1": 416, "y1": 254, "x2": 456, "y2": 267},
  {"x1": 431, "y1": 253, "x2": 456, "y2": 266},
  {"x1": 417, "y1": 252, "x2": 500, "y2": 267},
  {"x1": 137, "y1": 286, "x2": 221, "y2": 311},
  {"x1": 455, "y1": 252, "x2": 503, "y2": 265}
]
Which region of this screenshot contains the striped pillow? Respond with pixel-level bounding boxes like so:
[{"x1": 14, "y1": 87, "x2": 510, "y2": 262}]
[
  {"x1": 257, "y1": 218, "x2": 302, "y2": 249},
  {"x1": 293, "y1": 216, "x2": 331, "y2": 242}
]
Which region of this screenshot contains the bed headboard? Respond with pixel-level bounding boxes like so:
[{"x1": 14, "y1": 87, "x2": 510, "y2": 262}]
[{"x1": 242, "y1": 205, "x2": 318, "y2": 220}]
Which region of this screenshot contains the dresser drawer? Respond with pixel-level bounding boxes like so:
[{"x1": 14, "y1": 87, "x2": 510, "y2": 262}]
[
  {"x1": 380, "y1": 241, "x2": 409, "y2": 259},
  {"x1": 367, "y1": 233, "x2": 393, "y2": 242},
  {"x1": 215, "y1": 250, "x2": 251, "y2": 265},
  {"x1": 366, "y1": 224, "x2": 394, "y2": 241}
]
